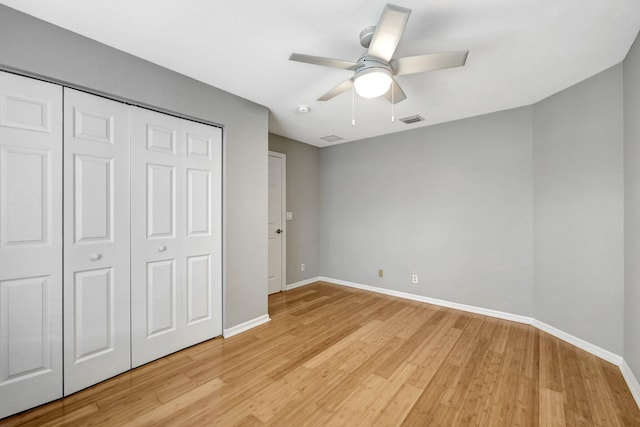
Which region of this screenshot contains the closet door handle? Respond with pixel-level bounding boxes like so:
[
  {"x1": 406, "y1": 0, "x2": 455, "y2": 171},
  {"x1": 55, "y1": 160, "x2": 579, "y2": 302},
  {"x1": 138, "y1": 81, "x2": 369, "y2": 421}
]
[
  {"x1": 90, "y1": 253, "x2": 102, "y2": 261},
  {"x1": 158, "y1": 245, "x2": 167, "y2": 252}
]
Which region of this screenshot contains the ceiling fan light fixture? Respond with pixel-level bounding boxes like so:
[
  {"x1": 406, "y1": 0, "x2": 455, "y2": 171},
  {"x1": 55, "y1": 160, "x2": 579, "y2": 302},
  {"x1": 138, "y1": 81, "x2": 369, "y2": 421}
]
[{"x1": 354, "y1": 67, "x2": 392, "y2": 99}]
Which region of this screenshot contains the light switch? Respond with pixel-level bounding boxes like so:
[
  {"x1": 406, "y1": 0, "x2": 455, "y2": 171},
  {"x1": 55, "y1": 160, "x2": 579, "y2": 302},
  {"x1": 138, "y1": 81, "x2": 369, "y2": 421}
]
[{"x1": 286, "y1": 211, "x2": 293, "y2": 220}]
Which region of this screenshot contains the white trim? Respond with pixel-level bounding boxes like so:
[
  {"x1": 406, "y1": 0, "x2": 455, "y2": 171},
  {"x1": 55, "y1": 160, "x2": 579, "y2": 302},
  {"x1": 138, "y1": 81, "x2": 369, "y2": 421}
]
[
  {"x1": 530, "y1": 319, "x2": 623, "y2": 366},
  {"x1": 223, "y1": 314, "x2": 270, "y2": 338},
  {"x1": 318, "y1": 276, "x2": 532, "y2": 325},
  {"x1": 621, "y1": 360, "x2": 640, "y2": 409},
  {"x1": 268, "y1": 151, "x2": 286, "y2": 293},
  {"x1": 285, "y1": 277, "x2": 321, "y2": 290}
]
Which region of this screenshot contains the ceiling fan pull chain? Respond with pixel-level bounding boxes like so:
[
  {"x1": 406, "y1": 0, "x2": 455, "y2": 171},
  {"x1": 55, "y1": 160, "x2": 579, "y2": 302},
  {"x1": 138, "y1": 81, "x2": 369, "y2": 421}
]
[
  {"x1": 352, "y1": 85, "x2": 356, "y2": 126},
  {"x1": 391, "y1": 83, "x2": 395, "y2": 123}
]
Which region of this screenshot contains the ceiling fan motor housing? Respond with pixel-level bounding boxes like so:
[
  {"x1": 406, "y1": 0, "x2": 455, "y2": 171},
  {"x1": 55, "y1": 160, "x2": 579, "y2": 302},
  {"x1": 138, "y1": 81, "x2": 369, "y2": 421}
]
[
  {"x1": 355, "y1": 55, "x2": 392, "y2": 73},
  {"x1": 359, "y1": 25, "x2": 376, "y2": 48}
]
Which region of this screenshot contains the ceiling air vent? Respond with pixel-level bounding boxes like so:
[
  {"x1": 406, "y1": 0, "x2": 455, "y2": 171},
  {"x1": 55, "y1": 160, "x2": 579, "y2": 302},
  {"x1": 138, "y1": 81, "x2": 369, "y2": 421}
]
[
  {"x1": 399, "y1": 114, "x2": 424, "y2": 124},
  {"x1": 320, "y1": 135, "x2": 343, "y2": 143}
]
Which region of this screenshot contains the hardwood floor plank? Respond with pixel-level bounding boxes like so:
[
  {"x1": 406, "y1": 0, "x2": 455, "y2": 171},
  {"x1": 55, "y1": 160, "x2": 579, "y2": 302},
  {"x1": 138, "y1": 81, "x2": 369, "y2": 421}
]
[
  {"x1": 451, "y1": 321, "x2": 507, "y2": 426},
  {"x1": 484, "y1": 323, "x2": 526, "y2": 426},
  {"x1": 376, "y1": 383, "x2": 424, "y2": 427},
  {"x1": 349, "y1": 362, "x2": 418, "y2": 426},
  {"x1": 539, "y1": 387, "x2": 567, "y2": 427},
  {"x1": 511, "y1": 327, "x2": 539, "y2": 427},
  {"x1": 303, "y1": 320, "x2": 383, "y2": 369},
  {"x1": 540, "y1": 331, "x2": 564, "y2": 392},
  {"x1": 576, "y1": 351, "x2": 623, "y2": 427},
  {"x1": 122, "y1": 378, "x2": 225, "y2": 426},
  {"x1": 598, "y1": 359, "x2": 640, "y2": 426},
  {"x1": 2, "y1": 282, "x2": 638, "y2": 426},
  {"x1": 556, "y1": 341, "x2": 594, "y2": 426},
  {"x1": 314, "y1": 336, "x2": 405, "y2": 411},
  {"x1": 265, "y1": 366, "x2": 349, "y2": 425},
  {"x1": 402, "y1": 316, "x2": 487, "y2": 425},
  {"x1": 326, "y1": 373, "x2": 388, "y2": 426}
]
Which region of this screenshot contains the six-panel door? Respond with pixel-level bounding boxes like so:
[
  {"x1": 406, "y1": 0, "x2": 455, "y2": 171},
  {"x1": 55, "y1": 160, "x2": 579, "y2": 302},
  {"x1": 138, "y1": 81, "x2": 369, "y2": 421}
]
[
  {"x1": 63, "y1": 89, "x2": 131, "y2": 395},
  {"x1": 130, "y1": 106, "x2": 222, "y2": 368},
  {"x1": 0, "y1": 73, "x2": 63, "y2": 418},
  {"x1": 0, "y1": 71, "x2": 223, "y2": 418}
]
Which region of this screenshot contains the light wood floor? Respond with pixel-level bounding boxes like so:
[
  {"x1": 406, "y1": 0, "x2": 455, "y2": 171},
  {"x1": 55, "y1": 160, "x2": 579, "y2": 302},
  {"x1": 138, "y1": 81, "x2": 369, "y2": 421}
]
[{"x1": 2, "y1": 281, "x2": 639, "y2": 426}]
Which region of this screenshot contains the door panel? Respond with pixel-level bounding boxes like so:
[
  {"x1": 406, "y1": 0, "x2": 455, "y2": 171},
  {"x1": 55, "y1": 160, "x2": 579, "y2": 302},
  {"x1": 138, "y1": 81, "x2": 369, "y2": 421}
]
[
  {"x1": 147, "y1": 163, "x2": 175, "y2": 238},
  {"x1": 0, "y1": 72, "x2": 62, "y2": 419},
  {"x1": 74, "y1": 155, "x2": 112, "y2": 242},
  {"x1": 73, "y1": 268, "x2": 114, "y2": 361},
  {"x1": 131, "y1": 107, "x2": 221, "y2": 368},
  {"x1": 73, "y1": 107, "x2": 113, "y2": 144},
  {"x1": 146, "y1": 259, "x2": 176, "y2": 337},
  {"x1": 0, "y1": 276, "x2": 52, "y2": 379},
  {"x1": 187, "y1": 168, "x2": 210, "y2": 235},
  {"x1": 63, "y1": 88, "x2": 131, "y2": 395},
  {"x1": 0, "y1": 147, "x2": 50, "y2": 245},
  {"x1": 187, "y1": 254, "x2": 211, "y2": 324}
]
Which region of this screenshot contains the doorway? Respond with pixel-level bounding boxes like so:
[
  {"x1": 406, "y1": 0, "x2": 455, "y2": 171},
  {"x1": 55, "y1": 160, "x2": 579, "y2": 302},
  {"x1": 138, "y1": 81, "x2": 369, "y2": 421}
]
[{"x1": 268, "y1": 151, "x2": 286, "y2": 294}]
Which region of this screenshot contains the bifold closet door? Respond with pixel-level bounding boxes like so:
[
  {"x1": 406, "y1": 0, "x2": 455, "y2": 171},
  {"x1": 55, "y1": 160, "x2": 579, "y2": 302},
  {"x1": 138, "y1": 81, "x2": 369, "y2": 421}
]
[
  {"x1": 131, "y1": 107, "x2": 222, "y2": 368},
  {"x1": 0, "y1": 72, "x2": 63, "y2": 418},
  {"x1": 63, "y1": 89, "x2": 131, "y2": 395}
]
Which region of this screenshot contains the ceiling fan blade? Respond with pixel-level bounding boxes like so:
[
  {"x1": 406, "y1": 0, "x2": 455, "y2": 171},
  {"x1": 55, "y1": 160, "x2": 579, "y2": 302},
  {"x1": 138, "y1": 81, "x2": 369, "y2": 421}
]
[
  {"x1": 368, "y1": 4, "x2": 411, "y2": 62},
  {"x1": 391, "y1": 51, "x2": 469, "y2": 76},
  {"x1": 318, "y1": 78, "x2": 354, "y2": 101},
  {"x1": 384, "y1": 78, "x2": 407, "y2": 104},
  {"x1": 289, "y1": 53, "x2": 359, "y2": 70}
]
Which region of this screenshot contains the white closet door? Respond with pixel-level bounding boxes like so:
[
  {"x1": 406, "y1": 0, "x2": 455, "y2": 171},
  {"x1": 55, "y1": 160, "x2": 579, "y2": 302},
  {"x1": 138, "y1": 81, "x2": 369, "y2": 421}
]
[
  {"x1": 0, "y1": 72, "x2": 63, "y2": 418},
  {"x1": 131, "y1": 107, "x2": 221, "y2": 368},
  {"x1": 63, "y1": 89, "x2": 131, "y2": 395}
]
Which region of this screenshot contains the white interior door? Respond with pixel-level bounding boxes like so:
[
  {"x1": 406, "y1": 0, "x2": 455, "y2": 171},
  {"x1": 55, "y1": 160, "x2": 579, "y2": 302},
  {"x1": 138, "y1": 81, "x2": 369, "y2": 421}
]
[
  {"x1": 0, "y1": 72, "x2": 63, "y2": 418},
  {"x1": 268, "y1": 152, "x2": 285, "y2": 295},
  {"x1": 131, "y1": 107, "x2": 222, "y2": 368},
  {"x1": 63, "y1": 89, "x2": 131, "y2": 395}
]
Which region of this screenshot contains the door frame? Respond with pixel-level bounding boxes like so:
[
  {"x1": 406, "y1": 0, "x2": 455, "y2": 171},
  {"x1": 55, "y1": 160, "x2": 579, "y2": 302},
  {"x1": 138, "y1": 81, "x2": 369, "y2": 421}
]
[{"x1": 268, "y1": 150, "x2": 286, "y2": 292}]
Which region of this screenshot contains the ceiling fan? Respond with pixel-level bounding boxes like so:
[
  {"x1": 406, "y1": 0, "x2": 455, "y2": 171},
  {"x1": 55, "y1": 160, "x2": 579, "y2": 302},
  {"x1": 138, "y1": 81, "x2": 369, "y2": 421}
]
[{"x1": 289, "y1": 3, "x2": 469, "y2": 104}]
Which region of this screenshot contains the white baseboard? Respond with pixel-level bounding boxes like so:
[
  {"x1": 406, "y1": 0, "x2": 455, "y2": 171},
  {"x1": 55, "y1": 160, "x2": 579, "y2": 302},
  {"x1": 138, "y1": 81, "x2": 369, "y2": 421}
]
[
  {"x1": 317, "y1": 276, "x2": 532, "y2": 325},
  {"x1": 284, "y1": 277, "x2": 321, "y2": 291},
  {"x1": 223, "y1": 314, "x2": 270, "y2": 338},
  {"x1": 621, "y1": 361, "x2": 640, "y2": 409},
  {"x1": 531, "y1": 319, "x2": 623, "y2": 366}
]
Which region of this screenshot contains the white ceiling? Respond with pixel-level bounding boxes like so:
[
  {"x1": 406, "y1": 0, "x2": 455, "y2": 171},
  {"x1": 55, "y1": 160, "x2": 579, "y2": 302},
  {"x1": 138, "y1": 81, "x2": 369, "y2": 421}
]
[{"x1": 3, "y1": 0, "x2": 640, "y2": 146}]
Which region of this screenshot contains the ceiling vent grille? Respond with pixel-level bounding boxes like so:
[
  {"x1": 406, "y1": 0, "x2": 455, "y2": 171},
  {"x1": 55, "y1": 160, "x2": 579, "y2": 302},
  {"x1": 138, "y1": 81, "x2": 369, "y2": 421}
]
[
  {"x1": 399, "y1": 114, "x2": 424, "y2": 124},
  {"x1": 320, "y1": 135, "x2": 343, "y2": 143}
]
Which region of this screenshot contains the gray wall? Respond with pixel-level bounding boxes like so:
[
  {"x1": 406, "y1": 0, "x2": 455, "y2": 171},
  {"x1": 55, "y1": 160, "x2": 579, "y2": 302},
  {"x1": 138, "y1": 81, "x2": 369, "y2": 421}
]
[
  {"x1": 0, "y1": 5, "x2": 269, "y2": 329},
  {"x1": 625, "y1": 33, "x2": 640, "y2": 380},
  {"x1": 319, "y1": 108, "x2": 534, "y2": 316},
  {"x1": 318, "y1": 64, "x2": 627, "y2": 357},
  {"x1": 533, "y1": 65, "x2": 624, "y2": 355},
  {"x1": 269, "y1": 134, "x2": 321, "y2": 283}
]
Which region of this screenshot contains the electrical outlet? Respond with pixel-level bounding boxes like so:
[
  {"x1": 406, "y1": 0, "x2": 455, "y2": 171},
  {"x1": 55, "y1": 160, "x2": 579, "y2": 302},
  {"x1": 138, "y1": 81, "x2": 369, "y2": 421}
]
[
  {"x1": 378, "y1": 269, "x2": 384, "y2": 278},
  {"x1": 412, "y1": 274, "x2": 418, "y2": 284},
  {"x1": 301, "y1": 263, "x2": 305, "y2": 272}
]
